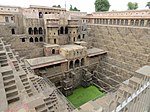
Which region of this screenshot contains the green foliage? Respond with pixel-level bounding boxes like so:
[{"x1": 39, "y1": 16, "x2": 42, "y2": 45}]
[
  {"x1": 146, "y1": 2, "x2": 150, "y2": 9},
  {"x1": 67, "y1": 86, "x2": 105, "y2": 108},
  {"x1": 127, "y1": 2, "x2": 138, "y2": 10},
  {"x1": 94, "y1": 0, "x2": 110, "y2": 12},
  {"x1": 52, "y1": 5, "x2": 61, "y2": 8},
  {"x1": 69, "y1": 5, "x2": 80, "y2": 11}
]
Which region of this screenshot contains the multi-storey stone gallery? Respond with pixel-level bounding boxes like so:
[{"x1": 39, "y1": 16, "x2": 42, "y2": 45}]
[{"x1": 0, "y1": 4, "x2": 150, "y2": 112}]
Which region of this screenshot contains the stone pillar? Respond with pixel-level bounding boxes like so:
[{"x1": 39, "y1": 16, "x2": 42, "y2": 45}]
[
  {"x1": 73, "y1": 60, "x2": 75, "y2": 68},
  {"x1": 133, "y1": 19, "x2": 136, "y2": 26},
  {"x1": 92, "y1": 19, "x2": 94, "y2": 24},
  {"x1": 79, "y1": 59, "x2": 81, "y2": 66},
  {"x1": 97, "y1": 19, "x2": 99, "y2": 24},
  {"x1": 128, "y1": 20, "x2": 131, "y2": 26},
  {"x1": 144, "y1": 20, "x2": 148, "y2": 27},
  {"x1": 108, "y1": 19, "x2": 110, "y2": 25},
  {"x1": 103, "y1": 19, "x2": 105, "y2": 24}
]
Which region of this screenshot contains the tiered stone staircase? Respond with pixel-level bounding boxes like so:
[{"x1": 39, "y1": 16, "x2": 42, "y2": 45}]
[{"x1": 87, "y1": 25, "x2": 150, "y2": 90}]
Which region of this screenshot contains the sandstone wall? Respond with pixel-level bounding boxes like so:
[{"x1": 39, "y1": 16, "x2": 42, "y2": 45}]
[
  {"x1": 87, "y1": 25, "x2": 150, "y2": 81},
  {"x1": 0, "y1": 25, "x2": 12, "y2": 37},
  {"x1": 3, "y1": 35, "x2": 44, "y2": 58},
  {"x1": 0, "y1": 14, "x2": 24, "y2": 37}
]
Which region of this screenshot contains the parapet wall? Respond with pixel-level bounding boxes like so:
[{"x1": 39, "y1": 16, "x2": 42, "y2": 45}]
[{"x1": 87, "y1": 25, "x2": 150, "y2": 80}]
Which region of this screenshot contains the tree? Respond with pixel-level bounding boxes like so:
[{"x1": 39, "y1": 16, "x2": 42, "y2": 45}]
[
  {"x1": 70, "y1": 5, "x2": 73, "y2": 10},
  {"x1": 127, "y1": 2, "x2": 138, "y2": 10},
  {"x1": 146, "y1": 2, "x2": 150, "y2": 9},
  {"x1": 94, "y1": 0, "x2": 110, "y2": 12},
  {"x1": 57, "y1": 5, "x2": 61, "y2": 8},
  {"x1": 52, "y1": 5, "x2": 61, "y2": 8},
  {"x1": 69, "y1": 5, "x2": 80, "y2": 11}
]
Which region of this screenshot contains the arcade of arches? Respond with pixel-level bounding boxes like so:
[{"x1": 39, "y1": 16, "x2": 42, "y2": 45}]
[
  {"x1": 69, "y1": 58, "x2": 85, "y2": 69},
  {"x1": 28, "y1": 27, "x2": 43, "y2": 35},
  {"x1": 59, "y1": 26, "x2": 68, "y2": 34},
  {"x1": 28, "y1": 27, "x2": 44, "y2": 43},
  {"x1": 29, "y1": 37, "x2": 44, "y2": 43},
  {"x1": 93, "y1": 19, "x2": 150, "y2": 27}
]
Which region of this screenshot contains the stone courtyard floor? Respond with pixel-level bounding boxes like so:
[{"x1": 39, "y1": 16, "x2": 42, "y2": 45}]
[{"x1": 67, "y1": 85, "x2": 105, "y2": 108}]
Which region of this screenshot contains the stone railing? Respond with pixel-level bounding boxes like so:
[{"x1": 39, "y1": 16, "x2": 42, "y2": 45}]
[{"x1": 46, "y1": 22, "x2": 59, "y2": 27}]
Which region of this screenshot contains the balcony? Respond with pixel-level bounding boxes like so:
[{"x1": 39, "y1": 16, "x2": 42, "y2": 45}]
[
  {"x1": 68, "y1": 20, "x2": 80, "y2": 27},
  {"x1": 47, "y1": 22, "x2": 59, "y2": 28}
]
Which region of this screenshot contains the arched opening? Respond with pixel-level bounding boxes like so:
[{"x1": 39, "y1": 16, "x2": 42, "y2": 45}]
[
  {"x1": 78, "y1": 35, "x2": 80, "y2": 40},
  {"x1": 97, "y1": 19, "x2": 99, "y2": 24},
  {"x1": 75, "y1": 59, "x2": 80, "y2": 68},
  {"x1": 130, "y1": 19, "x2": 134, "y2": 26},
  {"x1": 39, "y1": 27, "x2": 43, "y2": 34},
  {"x1": 69, "y1": 61, "x2": 73, "y2": 69},
  {"x1": 45, "y1": 12, "x2": 48, "y2": 14},
  {"x1": 34, "y1": 27, "x2": 38, "y2": 35},
  {"x1": 54, "y1": 39, "x2": 56, "y2": 44},
  {"x1": 52, "y1": 49, "x2": 55, "y2": 54},
  {"x1": 58, "y1": 30, "x2": 59, "y2": 35},
  {"x1": 39, "y1": 12, "x2": 43, "y2": 18},
  {"x1": 117, "y1": 19, "x2": 120, "y2": 25},
  {"x1": 106, "y1": 19, "x2": 108, "y2": 24},
  {"x1": 94, "y1": 19, "x2": 96, "y2": 24},
  {"x1": 125, "y1": 19, "x2": 128, "y2": 25},
  {"x1": 103, "y1": 19, "x2": 105, "y2": 24},
  {"x1": 135, "y1": 20, "x2": 139, "y2": 26},
  {"x1": 140, "y1": 20, "x2": 144, "y2": 26},
  {"x1": 100, "y1": 19, "x2": 102, "y2": 24},
  {"x1": 65, "y1": 27, "x2": 68, "y2": 34},
  {"x1": 74, "y1": 37, "x2": 75, "y2": 42},
  {"x1": 83, "y1": 34, "x2": 85, "y2": 39},
  {"x1": 60, "y1": 27, "x2": 64, "y2": 34},
  {"x1": 113, "y1": 19, "x2": 116, "y2": 25},
  {"x1": 11, "y1": 29, "x2": 15, "y2": 34},
  {"x1": 109, "y1": 19, "x2": 112, "y2": 25},
  {"x1": 21, "y1": 38, "x2": 25, "y2": 42},
  {"x1": 81, "y1": 58, "x2": 84, "y2": 66},
  {"x1": 5, "y1": 17, "x2": 9, "y2": 22},
  {"x1": 147, "y1": 20, "x2": 150, "y2": 27},
  {"x1": 39, "y1": 37, "x2": 43, "y2": 42},
  {"x1": 29, "y1": 37, "x2": 33, "y2": 42},
  {"x1": 35, "y1": 37, "x2": 38, "y2": 42},
  {"x1": 28, "y1": 27, "x2": 33, "y2": 35},
  {"x1": 121, "y1": 19, "x2": 124, "y2": 25}
]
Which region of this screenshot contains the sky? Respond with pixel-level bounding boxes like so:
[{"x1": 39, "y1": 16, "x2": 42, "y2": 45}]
[{"x1": 0, "y1": 0, "x2": 149, "y2": 13}]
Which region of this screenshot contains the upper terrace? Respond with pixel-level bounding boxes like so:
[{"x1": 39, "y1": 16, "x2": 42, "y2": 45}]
[
  {"x1": 0, "y1": 5, "x2": 20, "y2": 13},
  {"x1": 82, "y1": 10, "x2": 150, "y2": 27},
  {"x1": 29, "y1": 5, "x2": 66, "y2": 11},
  {"x1": 92, "y1": 10, "x2": 150, "y2": 19}
]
